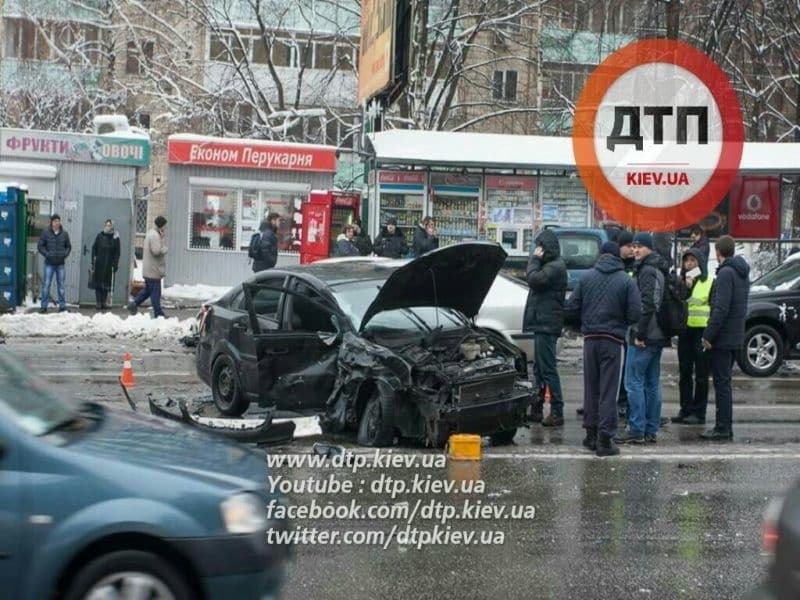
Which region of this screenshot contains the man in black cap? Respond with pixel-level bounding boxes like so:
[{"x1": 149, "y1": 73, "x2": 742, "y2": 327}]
[
  {"x1": 616, "y1": 232, "x2": 670, "y2": 445},
  {"x1": 566, "y1": 241, "x2": 641, "y2": 456},
  {"x1": 37, "y1": 214, "x2": 72, "y2": 313},
  {"x1": 373, "y1": 217, "x2": 408, "y2": 258}
]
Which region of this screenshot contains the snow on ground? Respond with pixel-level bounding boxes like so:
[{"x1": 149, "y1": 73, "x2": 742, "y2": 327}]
[
  {"x1": 162, "y1": 284, "x2": 231, "y2": 303},
  {"x1": 0, "y1": 311, "x2": 193, "y2": 340}
]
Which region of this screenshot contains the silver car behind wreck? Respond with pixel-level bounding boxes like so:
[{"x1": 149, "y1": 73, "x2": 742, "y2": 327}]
[{"x1": 195, "y1": 242, "x2": 533, "y2": 447}]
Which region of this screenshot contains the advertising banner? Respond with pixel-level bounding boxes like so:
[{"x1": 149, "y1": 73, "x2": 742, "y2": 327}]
[
  {"x1": 0, "y1": 129, "x2": 150, "y2": 167},
  {"x1": 168, "y1": 138, "x2": 336, "y2": 173},
  {"x1": 729, "y1": 176, "x2": 780, "y2": 238}
]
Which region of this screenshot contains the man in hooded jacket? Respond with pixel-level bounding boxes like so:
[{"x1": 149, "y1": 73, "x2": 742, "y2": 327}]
[
  {"x1": 701, "y1": 235, "x2": 750, "y2": 441},
  {"x1": 524, "y1": 229, "x2": 568, "y2": 426}
]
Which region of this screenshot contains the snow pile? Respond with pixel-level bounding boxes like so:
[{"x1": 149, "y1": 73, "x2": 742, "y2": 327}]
[
  {"x1": 162, "y1": 284, "x2": 231, "y2": 303},
  {"x1": 0, "y1": 311, "x2": 193, "y2": 340}
]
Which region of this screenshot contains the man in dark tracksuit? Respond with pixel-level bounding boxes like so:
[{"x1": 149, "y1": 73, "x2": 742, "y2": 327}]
[
  {"x1": 524, "y1": 229, "x2": 568, "y2": 426},
  {"x1": 615, "y1": 230, "x2": 637, "y2": 418},
  {"x1": 701, "y1": 235, "x2": 750, "y2": 441},
  {"x1": 616, "y1": 233, "x2": 671, "y2": 444},
  {"x1": 566, "y1": 242, "x2": 641, "y2": 456}
]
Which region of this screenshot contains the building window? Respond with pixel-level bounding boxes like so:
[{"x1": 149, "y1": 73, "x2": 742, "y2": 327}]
[
  {"x1": 493, "y1": 70, "x2": 518, "y2": 102},
  {"x1": 126, "y1": 40, "x2": 153, "y2": 74},
  {"x1": 189, "y1": 185, "x2": 304, "y2": 253},
  {"x1": 315, "y1": 41, "x2": 334, "y2": 69},
  {"x1": 134, "y1": 193, "x2": 149, "y2": 235}
]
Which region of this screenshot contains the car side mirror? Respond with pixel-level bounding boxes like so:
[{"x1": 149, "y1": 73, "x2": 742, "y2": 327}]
[
  {"x1": 0, "y1": 441, "x2": 5, "y2": 461},
  {"x1": 317, "y1": 315, "x2": 344, "y2": 346}
]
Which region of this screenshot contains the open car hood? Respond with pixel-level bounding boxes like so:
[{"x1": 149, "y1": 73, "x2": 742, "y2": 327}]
[{"x1": 359, "y1": 242, "x2": 508, "y2": 331}]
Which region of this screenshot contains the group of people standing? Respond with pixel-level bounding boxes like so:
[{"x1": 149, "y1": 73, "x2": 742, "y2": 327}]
[
  {"x1": 330, "y1": 216, "x2": 440, "y2": 259},
  {"x1": 525, "y1": 225, "x2": 751, "y2": 457},
  {"x1": 36, "y1": 214, "x2": 169, "y2": 317}
]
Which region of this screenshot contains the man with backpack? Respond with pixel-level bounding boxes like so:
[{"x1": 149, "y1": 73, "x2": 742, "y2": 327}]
[
  {"x1": 616, "y1": 233, "x2": 671, "y2": 445},
  {"x1": 250, "y1": 213, "x2": 280, "y2": 272}
]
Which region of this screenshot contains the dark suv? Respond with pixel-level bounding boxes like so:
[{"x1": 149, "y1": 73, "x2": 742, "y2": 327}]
[{"x1": 737, "y1": 255, "x2": 800, "y2": 377}]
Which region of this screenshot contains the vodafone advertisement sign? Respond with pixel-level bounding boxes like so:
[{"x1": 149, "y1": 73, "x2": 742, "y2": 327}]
[
  {"x1": 573, "y1": 39, "x2": 744, "y2": 231},
  {"x1": 729, "y1": 176, "x2": 780, "y2": 238}
]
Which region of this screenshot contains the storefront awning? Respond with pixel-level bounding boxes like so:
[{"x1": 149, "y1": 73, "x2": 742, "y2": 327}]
[
  {"x1": 368, "y1": 131, "x2": 800, "y2": 174},
  {"x1": 0, "y1": 161, "x2": 57, "y2": 198}
]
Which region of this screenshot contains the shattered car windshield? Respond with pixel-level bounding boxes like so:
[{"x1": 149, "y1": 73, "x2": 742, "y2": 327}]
[
  {"x1": 332, "y1": 280, "x2": 469, "y2": 333},
  {"x1": 0, "y1": 350, "x2": 77, "y2": 436},
  {"x1": 753, "y1": 259, "x2": 800, "y2": 292}
]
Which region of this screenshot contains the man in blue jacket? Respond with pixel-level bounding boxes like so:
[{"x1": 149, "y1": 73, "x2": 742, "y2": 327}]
[
  {"x1": 37, "y1": 214, "x2": 72, "y2": 313},
  {"x1": 524, "y1": 229, "x2": 568, "y2": 426},
  {"x1": 566, "y1": 242, "x2": 641, "y2": 456},
  {"x1": 701, "y1": 235, "x2": 750, "y2": 441}
]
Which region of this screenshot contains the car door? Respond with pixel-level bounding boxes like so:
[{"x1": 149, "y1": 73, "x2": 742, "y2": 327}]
[
  {"x1": 243, "y1": 277, "x2": 342, "y2": 412},
  {"x1": 0, "y1": 421, "x2": 21, "y2": 595},
  {"x1": 236, "y1": 276, "x2": 286, "y2": 404}
]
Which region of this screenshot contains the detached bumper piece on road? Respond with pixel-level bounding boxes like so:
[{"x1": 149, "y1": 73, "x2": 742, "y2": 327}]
[{"x1": 148, "y1": 396, "x2": 295, "y2": 445}]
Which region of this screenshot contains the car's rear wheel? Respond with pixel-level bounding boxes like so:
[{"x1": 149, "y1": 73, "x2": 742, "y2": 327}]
[
  {"x1": 357, "y1": 390, "x2": 395, "y2": 447},
  {"x1": 738, "y1": 324, "x2": 784, "y2": 377},
  {"x1": 64, "y1": 550, "x2": 192, "y2": 600},
  {"x1": 489, "y1": 428, "x2": 518, "y2": 445},
  {"x1": 212, "y1": 354, "x2": 249, "y2": 416}
]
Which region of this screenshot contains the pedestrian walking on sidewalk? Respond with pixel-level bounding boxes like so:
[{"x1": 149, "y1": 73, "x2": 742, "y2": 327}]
[
  {"x1": 38, "y1": 214, "x2": 72, "y2": 313},
  {"x1": 91, "y1": 219, "x2": 121, "y2": 310},
  {"x1": 701, "y1": 235, "x2": 750, "y2": 441},
  {"x1": 671, "y1": 248, "x2": 712, "y2": 425},
  {"x1": 616, "y1": 233, "x2": 671, "y2": 445},
  {"x1": 566, "y1": 242, "x2": 641, "y2": 456},
  {"x1": 128, "y1": 216, "x2": 168, "y2": 318},
  {"x1": 524, "y1": 229, "x2": 568, "y2": 426}
]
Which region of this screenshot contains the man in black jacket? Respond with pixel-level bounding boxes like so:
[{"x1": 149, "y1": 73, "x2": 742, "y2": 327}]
[
  {"x1": 252, "y1": 213, "x2": 279, "y2": 272},
  {"x1": 616, "y1": 233, "x2": 671, "y2": 445},
  {"x1": 566, "y1": 242, "x2": 641, "y2": 456},
  {"x1": 524, "y1": 229, "x2": 568, "y2": 426},
  {"x1": 413, "y1": 217, "x2": 439, "y2": 257},
  {"x1": 701, "y1": 235, "x2": 750, "y2": 441},
  {"x1": 373, "y1": 218, "x2": 408, "y2": 258},
  {"x1": 352, "y1": 218, "x2": 373, "y2": 256},
  {"x1": 689, "y1": 225, "x2": 710, "y2": 263},
  {"x1": 37, "y1": 214, "x2": 72, "y2": 313}
]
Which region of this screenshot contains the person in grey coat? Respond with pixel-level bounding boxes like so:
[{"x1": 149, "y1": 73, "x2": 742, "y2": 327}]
[
  {"x1": 566, "y1": 241, "x2": 641, "y2": 456},
  {"x1": 37, "y1": 214, "x2": 72, "y2": 313},
  {"x1": 127, "y1": 216, "x2": 168, "y2": 318}
]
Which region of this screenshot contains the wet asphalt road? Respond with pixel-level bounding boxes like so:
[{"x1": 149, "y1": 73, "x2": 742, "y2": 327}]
[{"x1": 4, "y1": 335, "x2": 800, "y2": 599}]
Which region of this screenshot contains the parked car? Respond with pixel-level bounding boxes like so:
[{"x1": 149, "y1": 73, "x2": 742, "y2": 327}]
[
  {"x1": 750, "y1": 480, "x2": 800, "y2": 599},
  {"x1": 0, "y1": 349, "x2": 288, "y2": 600},
  {"x1": 501, "y1": 227, "x2": 612, "y2": 290},
  {"x1": 196, "y1": 242, "x2": 533, "y2": 447},
  {"x1": 737, "y1": 253, "x2": 800, "y2": 377}
]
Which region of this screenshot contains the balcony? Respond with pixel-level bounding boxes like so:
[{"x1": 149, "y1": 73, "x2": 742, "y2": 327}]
[
  {"x1": 3, "y1": 0, "x2": 105, "y2": 21},
  {"x1": 0, "y1": 58, "x2": 101, "y2": 94}
]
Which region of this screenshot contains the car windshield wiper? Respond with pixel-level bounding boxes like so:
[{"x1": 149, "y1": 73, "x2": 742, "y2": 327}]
[{"x1": 38, "y1": 415, "x2": 83, "y2": 436}]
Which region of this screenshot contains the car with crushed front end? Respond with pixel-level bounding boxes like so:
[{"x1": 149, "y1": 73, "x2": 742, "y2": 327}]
[
  {"x1": 737, "y1": 253, "x2": 800, "y2": 377},
  {"x1": 0, "y1": 349, "x2": 288, "y2": 600},
  {"x1": 196, "y1": 242, "x2": 533, "y2": 447}
]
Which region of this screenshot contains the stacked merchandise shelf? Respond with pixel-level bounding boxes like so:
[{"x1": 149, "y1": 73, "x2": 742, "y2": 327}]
[
  {"x1": 380, "y1": 194, "x2": 424, "y2": 244},
  {"x1": 432, "y1": 196, "x2": 479, "y2": 246}
]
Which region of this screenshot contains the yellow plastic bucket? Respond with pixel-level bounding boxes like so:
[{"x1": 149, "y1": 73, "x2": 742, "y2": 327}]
[{"x1": 447, "y1": 434, "x2": 481, "y2": 461}]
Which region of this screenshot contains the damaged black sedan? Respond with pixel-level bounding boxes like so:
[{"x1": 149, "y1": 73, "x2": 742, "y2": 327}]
[{"x1": 196, "y1": 242, "x2": 532, "y2": 447}]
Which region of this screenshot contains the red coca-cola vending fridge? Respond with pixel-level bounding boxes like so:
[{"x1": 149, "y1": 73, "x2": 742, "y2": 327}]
[{"x1": 300, "y1": 190, "x2": 361, "y2": 264}]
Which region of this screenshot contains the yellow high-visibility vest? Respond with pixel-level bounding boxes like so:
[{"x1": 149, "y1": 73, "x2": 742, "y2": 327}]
[{"x1": 686, "y1": 276, "x2": 713, "y2": 328}]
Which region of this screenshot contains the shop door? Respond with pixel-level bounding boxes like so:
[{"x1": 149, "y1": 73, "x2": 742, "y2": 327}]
[{"x1": 79, "y1": 196, "x2": 132, "y2": 306}]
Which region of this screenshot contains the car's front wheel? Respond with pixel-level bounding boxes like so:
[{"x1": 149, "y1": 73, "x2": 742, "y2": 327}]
[
  {"x1": 64, "y1": 550, "x2": 192, "y2": 600},
  {"x1": 489, "y1": 428, "x2": 518, "y2": 445},
  {"x1": 357, "y1": 390, "x2": 395, "y2": 447},
  {"x1": 738, "y1": 324, "x2": 784, "y2": 377},
  {"x1": 212, "y1": 354, "x2": 249, "y2": 416}
]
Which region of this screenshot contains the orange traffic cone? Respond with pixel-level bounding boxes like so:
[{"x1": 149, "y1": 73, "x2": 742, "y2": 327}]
[
  {"x1": 120, "y1": 352, "x2": 136, "y2": 388},
  {"x1": 544, "y1": 385, "x2": 551, "y2": 403}
]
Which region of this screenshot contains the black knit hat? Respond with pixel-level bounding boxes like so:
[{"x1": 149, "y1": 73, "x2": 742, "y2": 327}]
[
  {"x1": 50, "y1": 213, "x2": 61, "y2": 222},
  {"x1": 615, "y1": 230, "x2": 634, "y2": 247}
]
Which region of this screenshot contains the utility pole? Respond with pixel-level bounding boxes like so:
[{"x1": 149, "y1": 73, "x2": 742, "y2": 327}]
[{"x1": 664, "y1": 0, "x2": 681, "y2": 40}]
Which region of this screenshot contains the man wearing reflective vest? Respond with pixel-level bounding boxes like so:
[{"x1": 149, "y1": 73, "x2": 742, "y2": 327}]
[{"x1": 671, "y1": 248, "x2": 713, "y2": 425}]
